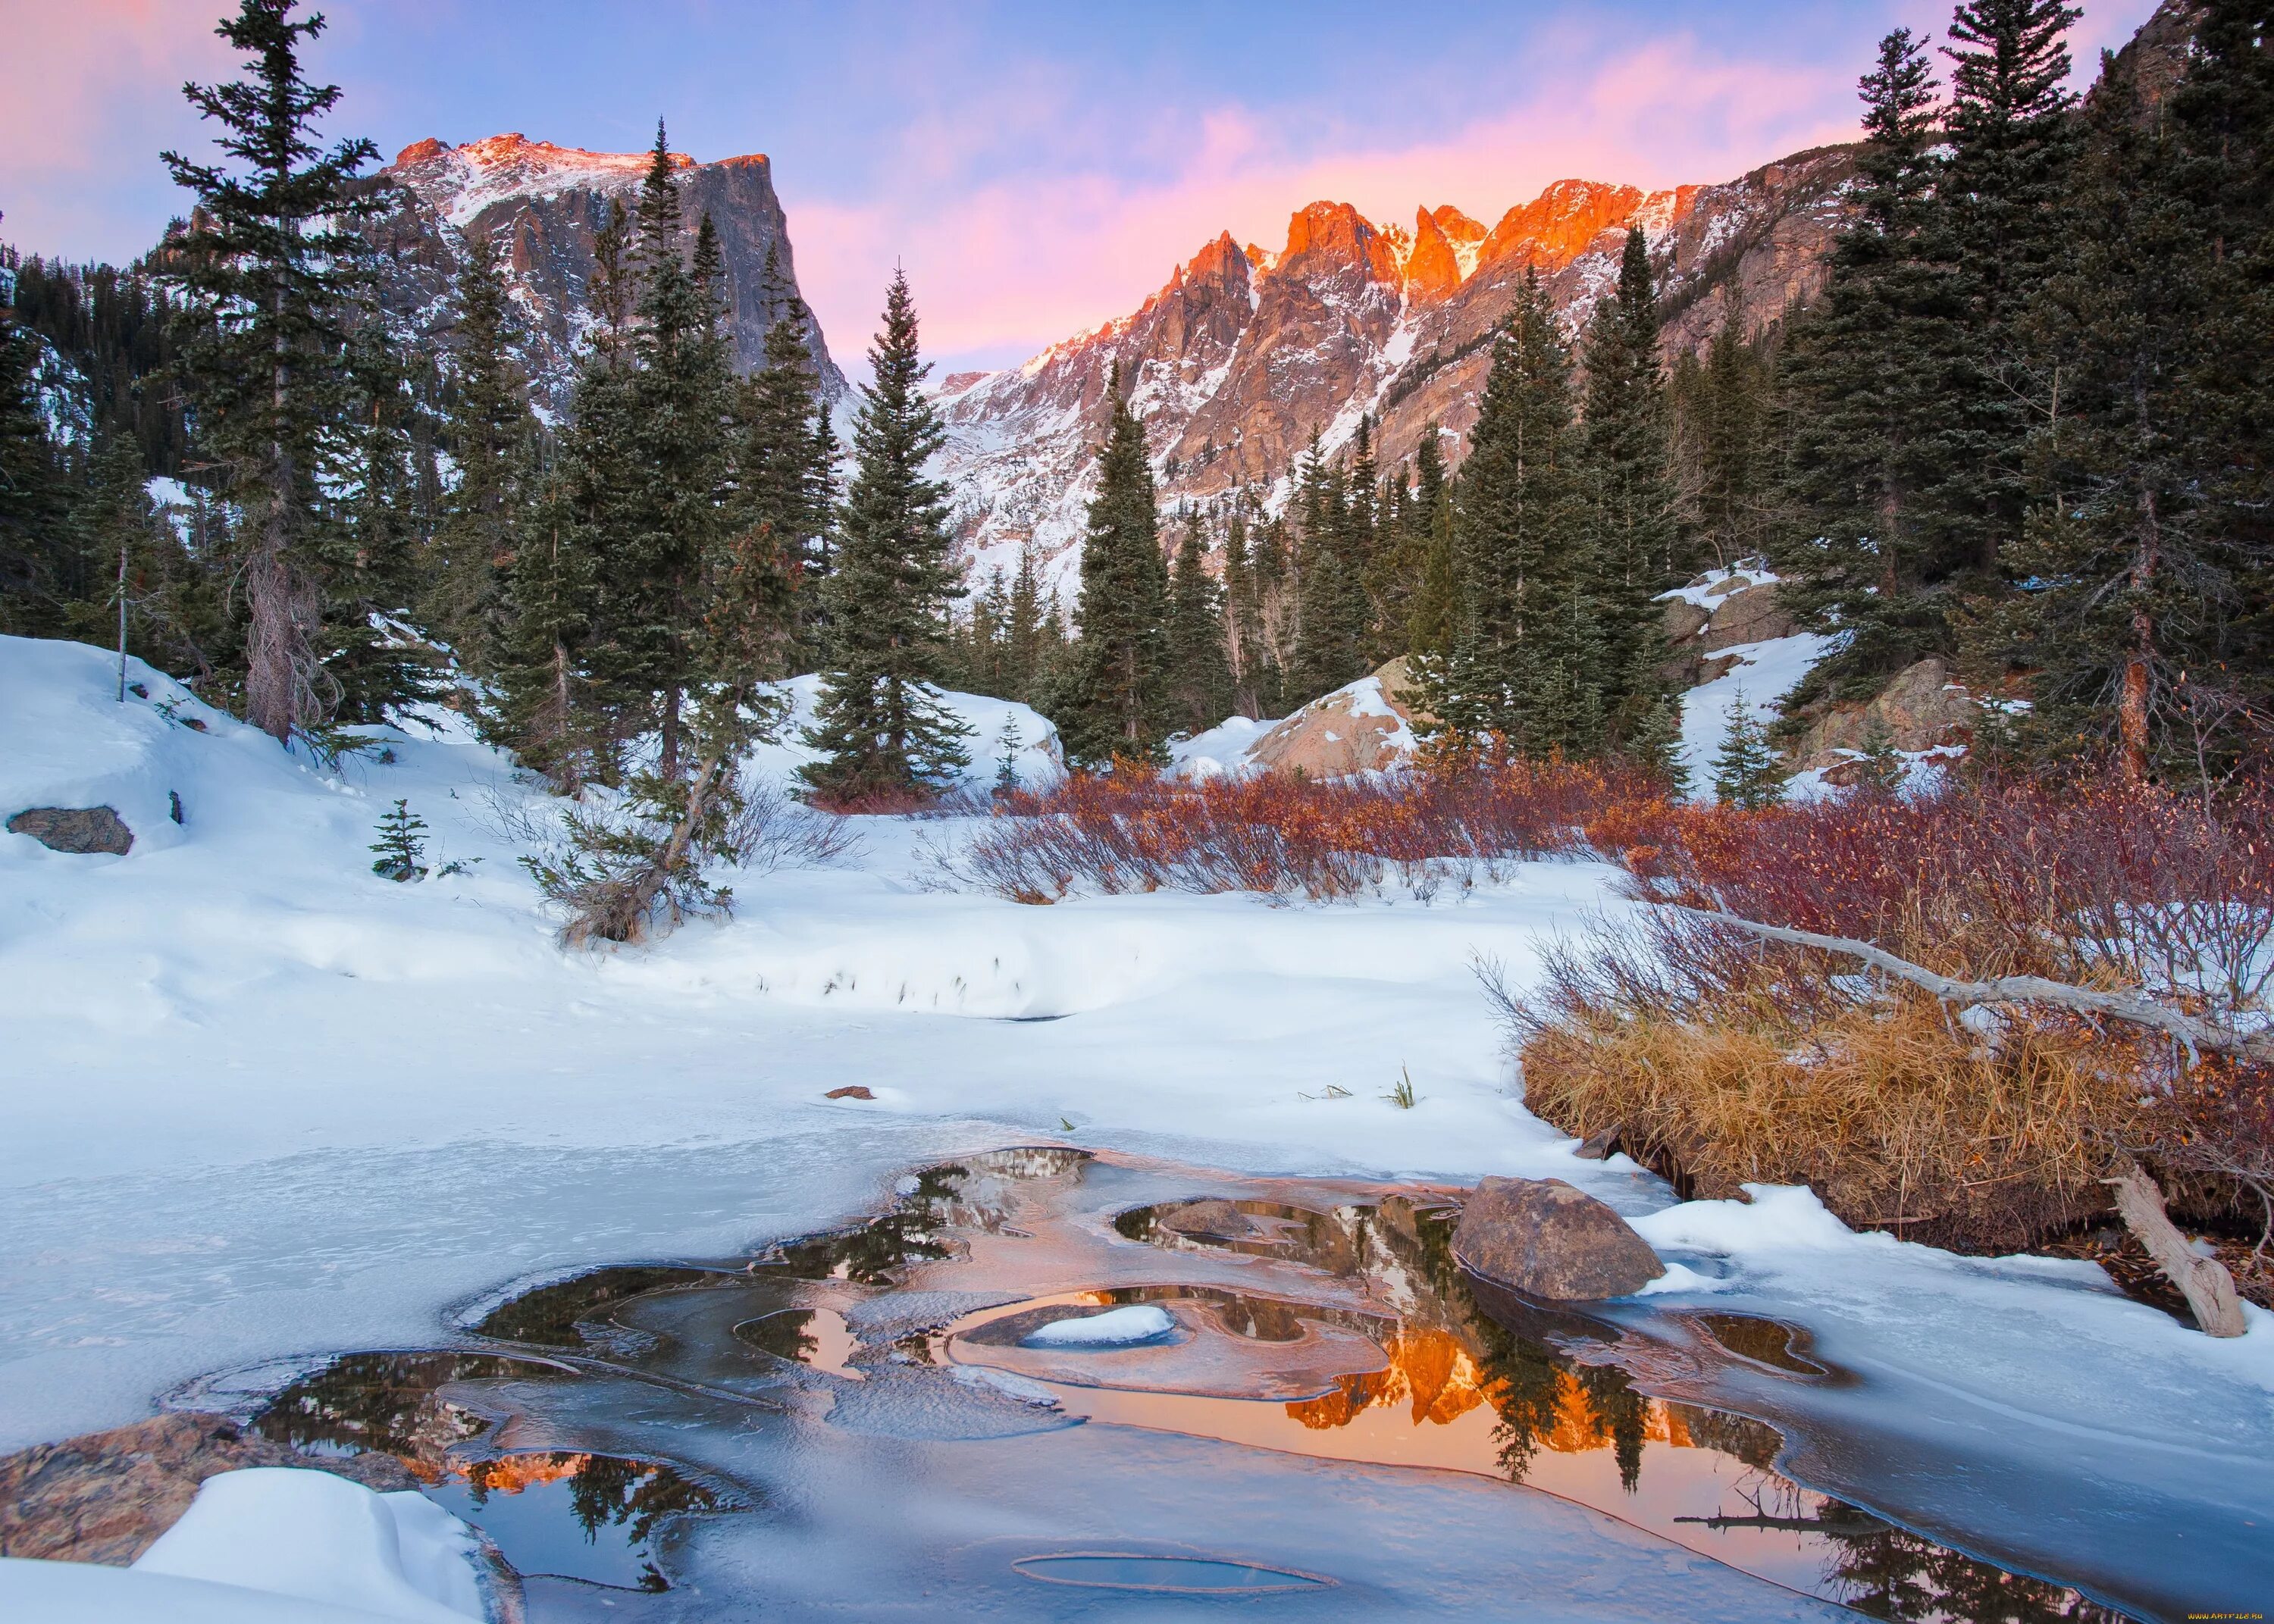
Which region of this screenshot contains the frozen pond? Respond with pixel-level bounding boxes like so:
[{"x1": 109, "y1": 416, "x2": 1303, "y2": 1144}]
[{"x1": 159, "y1": 1147, "x2": 2193, "y2": 1621}]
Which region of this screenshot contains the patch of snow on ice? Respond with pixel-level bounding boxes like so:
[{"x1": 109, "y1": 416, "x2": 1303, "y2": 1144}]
[{"x1": 1021, "y1": 1304, "x2": 1177, "y2": 1347}]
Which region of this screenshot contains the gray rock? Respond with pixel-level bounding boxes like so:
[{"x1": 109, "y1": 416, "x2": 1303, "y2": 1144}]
[
  {"x1": 8, "y1": 806, "x2": 133, "y2": 855},
  {"x1": 0, "y1": 1412, "x2": 414, "y2": 1566},
  {"x1": 1452, "y1": 1177, "x2": 1665, "y2": 1300}
]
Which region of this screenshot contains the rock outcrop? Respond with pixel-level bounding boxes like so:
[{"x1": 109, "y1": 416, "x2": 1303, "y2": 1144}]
[
  {"x1": 938, "y1": 151, "x2": 1856, "y2": 590},
  {"x1": 1244, "y1": 659, "x2": 1428, "y2": 778},
  {"x1": 1789, "y1": 657, "x2": 1983, "y2": 781},
  {"x1": 1450, "y1": 1177, "x2": 1666, "y2": 1300},
  {"x1": 7, "y1": 806, "x2": 133, "y2": 855},
  {"x1": 0, "y1": 1413, "x2": 415, "y2": 1566},
  {"x1": 365, "y1": 133, "x2": 845, "y2": 414},
  {"x1": 1657, "y1": 563, "x2": 1797, "y2": 687}
]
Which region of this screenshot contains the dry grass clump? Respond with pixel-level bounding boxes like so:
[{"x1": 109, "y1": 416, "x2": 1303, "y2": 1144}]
[
  {"x1": 1499, "y1": 912, "x2": 2151, "y2": 1252},
  {"x1": 1497, "y1": 771, "x2": 2274, "y2": 1268}
]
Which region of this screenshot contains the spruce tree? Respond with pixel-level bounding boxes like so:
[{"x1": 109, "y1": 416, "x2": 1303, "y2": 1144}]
[
  {"x1": 800, "y1": 271, "x2": 970, "y2": 800},
  {"x1": 330, "y1": 321, "x2": 431, "y2": 723},
  {"x1": 161, "y1": 0, "x2": 384, "y2": 743},
  {"x1": 1773, "y1": 27, "x2": 1963, "y2": 704},
  {"x1": 603, "y1": 133, "x2": 736, "y2": 783},
  {"x1": 0, "y1": 285, "x2": 72, "y2": 631},
  {"x1": 1406, "y1": 477, "x2": 1458, "y2": 659},
  {"x1": 1579, "y1": 226, "x2": 1680, "y2": 740},
  {"x1": 1164, "y1": 517, "x2": 1233, "y2": 734},
  {"x1": 1289, "y1": 440, "x2": 1368, "y2": 700},
  {"x1": 1712, "y1": 699, "x2": 1783, "y2": 808},
  {"x1": 1938, "y1": 0, "x2": 2082, "y2": 577},
  {"x1": 1426, "y1": 271, "x2": 1589, "y2": 752},
  {"x1": 1059, "y1": 366, "x2": 1171, "y2": 766},
  {"x1": 739, "y1": 246, "x2": 835, "y2": 671},
  {"x1": 1982, "y1": 47, "x2": 2243, "y2": 778},
  {"x1": 430, "y1": 226, "x2": 531, "y2": 671}
]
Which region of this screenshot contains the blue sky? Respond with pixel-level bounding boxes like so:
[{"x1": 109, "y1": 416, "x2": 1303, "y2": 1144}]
[{"x1": 5, "y1": 1, "x2": 2160, "y2": 373}]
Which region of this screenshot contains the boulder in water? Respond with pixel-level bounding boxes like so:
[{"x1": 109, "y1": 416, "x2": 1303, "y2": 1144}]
[{"x1": 1452, "y1": 1177, "x2": 1665, "y2": 1300}]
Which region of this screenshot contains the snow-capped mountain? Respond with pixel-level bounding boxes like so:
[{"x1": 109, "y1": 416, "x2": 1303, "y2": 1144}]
[
  {"x1": 365, "y1": 133, "x2": 847, "y2": 413},
  {"x1": 936, "y1": 146, "x2": 1855, "y2": 590}
]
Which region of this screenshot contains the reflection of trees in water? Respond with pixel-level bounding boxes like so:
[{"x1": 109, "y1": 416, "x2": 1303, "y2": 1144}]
[
  {"x1": 1829, "y1": 1523, "x2": 2122, "y2": 1623},
  {"x1": 1281, "y1": 1201, "x2": 2119, "y2": 1621},
  {"x1": 738, "y1": 1307, "x2": 820, "y2": 1364},
  {"x1": 252, "y1": 1351, "x2": 547, "y2": 1463},
  {"x1": 766, "y1": 1164, "x2": 966, "y2": 1284}
]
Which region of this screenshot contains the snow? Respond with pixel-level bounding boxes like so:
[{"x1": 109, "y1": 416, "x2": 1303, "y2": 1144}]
[
  {"x1": 1020, "y1": 1304, "x2": 1177, "y2": 1347},
  {"x1": 1676, "y1": 630, "x2": 1837, "y2": 799},
  {"x1": 2, "y1": 1467, "x2": 486, "y2": 1622},
  {"x1": 1170, "y1": 712, "x2": 1270, "y2": 779},
  {"x1": 3, "y1": 628, "x2": 2273, "y2": 1610}
]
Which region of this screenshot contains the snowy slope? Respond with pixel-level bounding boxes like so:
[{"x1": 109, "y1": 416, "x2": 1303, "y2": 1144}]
[{"x1": 2, "y1": 631, "x2": 2269, "y2": 1611}]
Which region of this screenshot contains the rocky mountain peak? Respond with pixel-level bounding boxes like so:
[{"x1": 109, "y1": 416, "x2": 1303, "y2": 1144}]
[
  {"x1": 368, "y1": 132, "x2": 841, "y2": 413},
  {"x1": 1478, "y1": 179, "x2": 1646, "y2": 271},
  {"x1": 1274, "y1": 201, "x2": 1404, "y2": 289}
]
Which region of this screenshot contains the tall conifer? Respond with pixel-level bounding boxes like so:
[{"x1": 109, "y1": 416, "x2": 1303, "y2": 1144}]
[
  {"x1": 800, "y1": 271, "x2": 970, "y2": 799},
  {"x1": 161, "y1": 0, "x2": 383, "y2": 743},
  {"x1": 1164, "y1": 517, "x2": 1232, "y2": 734},
  {"x1": 1060, "y1": 365, "x2": 1170, "y2": 765}
]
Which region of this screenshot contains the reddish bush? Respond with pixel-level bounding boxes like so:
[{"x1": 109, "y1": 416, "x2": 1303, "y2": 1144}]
[{"x1": 958, "y1": 758, "x2": 1663, "y2": 903}]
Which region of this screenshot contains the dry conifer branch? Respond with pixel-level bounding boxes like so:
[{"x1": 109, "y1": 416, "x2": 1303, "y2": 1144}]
[{"x1": 1681, "y1": 908, "x2": 2274, "y2": 1068}]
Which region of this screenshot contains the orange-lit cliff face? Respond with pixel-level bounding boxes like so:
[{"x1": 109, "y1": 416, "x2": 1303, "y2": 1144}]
[{"x1": 936, "y1": 149, "x2": 1856, "y2": 588}]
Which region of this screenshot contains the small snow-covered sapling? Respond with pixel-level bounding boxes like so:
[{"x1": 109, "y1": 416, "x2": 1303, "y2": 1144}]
[{"x1": 370, "y1": 799, "x2": 429, "y2": 882}]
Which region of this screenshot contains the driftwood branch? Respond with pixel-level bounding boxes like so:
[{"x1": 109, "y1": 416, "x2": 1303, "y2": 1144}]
[
  {"x1": 2107, "y1": 1161, "x2": 2247, "y2": 1337},
  {"x1": 1682, "y1": 908, "x2": 2274, "y2": 1066},
  {"x1": 1681, "y1": 907, "x2": 2258, "y2": 1336}
]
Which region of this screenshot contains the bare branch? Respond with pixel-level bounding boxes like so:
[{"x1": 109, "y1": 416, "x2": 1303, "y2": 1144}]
[{"x1": 1679, "y1": 907, "x2": 2274, "y2": 1067}]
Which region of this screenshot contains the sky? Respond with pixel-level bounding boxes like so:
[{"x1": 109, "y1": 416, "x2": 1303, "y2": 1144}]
[{"x1": 4, "y1": 1, "x2": 2163, "y2": 376}]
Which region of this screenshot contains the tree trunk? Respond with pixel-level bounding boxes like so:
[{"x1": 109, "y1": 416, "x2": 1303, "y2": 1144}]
[
  {"x1": 2108, "y1": 1161, "x2": 2247, "y2": 1337},
  {"x1": 2119, "y1": 475, "x2": 2161, "y2": 782}
]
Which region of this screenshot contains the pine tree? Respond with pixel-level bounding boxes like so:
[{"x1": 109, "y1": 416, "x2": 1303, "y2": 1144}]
[
  {"x1": 739, "y1": 246, "x2": 835, "y2": 671},
  {"x1": 1579, "y1": 226, "x2": 1680, "y2": 740},
  {"x1": 329, "y1": 321, "x2": 431, "y2": 723},
  {"x1": 1289, "y1": 439, "x2": 1369, "y2": 701},
  {"x1": 1773, "y1": 27, "x2": 1965, "y2": 705},
  {"x1": 1981, "y1": 42, "x2": 2260, "y2": 779},
  {"x1": 429, "y1": 226, "x2": 531, "y2": 671},
  {"x1": 0, "y1": 286, "x2": 74, "y2": 632},
  {"x1": 800, "y1": 271, "x2": 970, "y2": 800},
  {"x1": 597, "y1": 133, "x2": 738, "y2": 783},
  {"x1": 1712, "y1": 699, "x2": 1783, "y2": 808},
  {"x1": 1677, "y1": 311, "x2": 1772, "y2": 567},
  {"x1": 1164, "y1": 517, "x2": 1232, "y2": 734},
  {"x1": 1938, "y1": 0, "x2": 2083, "y2": 577},
  {"x1": 1059, "y1": 365, "x2": 1171, "y2": 765},
  {"x1": 491, "y1": 471, "x2": 596, "y2": 787},
  {"x1": 1425, "y1": 271, "x2": 1589, "y2": 752},
  {"x1": 161, "y1": 0, "x2": 384, "y2": 743},
  {"x1": 369, "y1": 799, "x2": 429, "y2": 881},
  {"x1": 1407, "y1": 477, "x2": 1458, "y2": 658}
]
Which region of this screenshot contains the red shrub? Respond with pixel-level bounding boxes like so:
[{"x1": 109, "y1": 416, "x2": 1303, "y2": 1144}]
[{"x1": 960, "y1": 758, "x2": 1662, "y2": 903}]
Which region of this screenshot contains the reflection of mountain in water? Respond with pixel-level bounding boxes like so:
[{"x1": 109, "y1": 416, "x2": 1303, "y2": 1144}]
[{"x1": 185, "y1": 1149, "x2": 2127, "y2": 1621}]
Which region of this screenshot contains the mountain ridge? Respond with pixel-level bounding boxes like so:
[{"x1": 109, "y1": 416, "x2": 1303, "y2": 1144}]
[{"x1": 935, "y1": 146, "x2": 1856, "y2": 590}]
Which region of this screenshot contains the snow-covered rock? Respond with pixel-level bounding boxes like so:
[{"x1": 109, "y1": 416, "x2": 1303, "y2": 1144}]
[{"x1": 0, "y1": 1466, "x2": 487, "y2": 1623}]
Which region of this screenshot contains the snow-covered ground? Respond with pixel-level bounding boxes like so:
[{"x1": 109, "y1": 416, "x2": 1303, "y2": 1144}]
[{"x1": 3, "y1": 631, "x2": 2272, "y2": 1613}]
